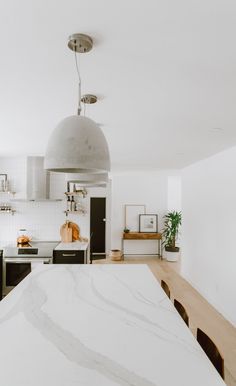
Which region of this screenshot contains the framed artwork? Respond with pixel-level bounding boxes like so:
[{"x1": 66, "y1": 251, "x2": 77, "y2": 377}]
[
  {"x1": 139, "y1": 214, "x2": 158, "y2": 233},
  {"x1": 124, "y1": 204, "x2": 146, "y2": 232}
]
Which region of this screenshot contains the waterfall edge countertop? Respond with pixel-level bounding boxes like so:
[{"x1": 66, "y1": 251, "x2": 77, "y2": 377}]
[
  {"x1": 0, "y1": 265, "x2": 225, "y2": 386},
  {"x1": 54, "y1": 241, "x2": 89, "y2": 250}
]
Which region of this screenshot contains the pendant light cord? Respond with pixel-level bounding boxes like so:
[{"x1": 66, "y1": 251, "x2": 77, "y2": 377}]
[{"x1": 74, "y1": 49, "x2": 82, "y2": 115}]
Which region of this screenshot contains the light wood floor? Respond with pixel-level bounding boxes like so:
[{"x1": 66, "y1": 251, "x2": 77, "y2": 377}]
[{"x1": 95, "y1": 256, "x2": 236, "y2": 386}]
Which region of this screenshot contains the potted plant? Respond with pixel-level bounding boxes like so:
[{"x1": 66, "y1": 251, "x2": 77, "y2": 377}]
[
  {"x1": 123, "y1": 227, "x2": 130, "y2": 233},
  {"x1": 162, "y1": 211, "x2": 182, "y2": 261}
]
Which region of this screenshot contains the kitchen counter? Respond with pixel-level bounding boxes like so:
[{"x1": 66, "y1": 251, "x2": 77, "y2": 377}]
[
  {"x1": 3, "y1": 241, "x2": 59, "y2": 256},
  {"x1": 54, "y1": 241, "x2": 89, "y2": 250},
  {"x1": 0, "y1": 265, "x2": 225, "y2": 386}
]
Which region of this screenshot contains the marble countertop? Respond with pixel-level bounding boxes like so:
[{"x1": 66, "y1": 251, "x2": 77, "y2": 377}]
[
  {"x1": 54, "y1": 241, "x2": 89, "y2": 250},
  {"x1": 0, "y1": 265, "x2": 225, "y2": 386}
]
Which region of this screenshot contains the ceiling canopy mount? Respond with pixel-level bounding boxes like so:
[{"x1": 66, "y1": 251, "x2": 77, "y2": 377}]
[
  {"x1": 81, "y1": 94, "x2": 98, "y2": 104},
  {"x1": 68, "y1": 33, "x2": 93, "y2": 53}
]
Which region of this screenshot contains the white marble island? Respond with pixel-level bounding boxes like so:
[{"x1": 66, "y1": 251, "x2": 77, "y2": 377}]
[{"x1": 0, "y1": 265, "x2": 225, "y2": 386}]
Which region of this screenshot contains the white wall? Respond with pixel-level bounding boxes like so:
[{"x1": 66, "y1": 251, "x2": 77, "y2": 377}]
[
  {"x1": 110, "y1": 171, "x2": 181, "y2": 254},
  {"x1": 167, "y1": 175, "x2": 182, "y2": 212},
  {"x1": 182, "y1": 146, "x2": 236, "y2": 326},
  {"x1": 0, "y1": 157, "x2": 110, "y2": 250}
]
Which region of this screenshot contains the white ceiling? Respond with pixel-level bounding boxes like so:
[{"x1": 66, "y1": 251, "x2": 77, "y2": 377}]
[{"x1": 1, "y1": 0, "x2": 236, "y2": 170}]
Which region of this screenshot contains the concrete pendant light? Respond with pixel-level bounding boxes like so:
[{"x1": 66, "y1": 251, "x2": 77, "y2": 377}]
[{"x1": 44, "y1": 34, "x2": 110, "y2": 173}]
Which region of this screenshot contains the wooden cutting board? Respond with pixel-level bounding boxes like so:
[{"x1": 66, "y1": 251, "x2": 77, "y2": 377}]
[
  {"x1": 60, "y1": 221, "x2": 80, "y2": 242},
  {"x1": 60, "y1": 222, "x2": 72, "y2": 243},
  {"x1": 69, "y1": 221, "x2": 80, "y2": 241}
]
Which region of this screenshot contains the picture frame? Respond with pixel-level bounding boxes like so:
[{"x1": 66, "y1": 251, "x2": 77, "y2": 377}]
[
  {"x1": 0, "y1": 174, "x2": 7, "y2": 192},
  {"x1": 139, "y1": 214, "x2": 158, "y2": 233},
  {"x1": 124, "y1": 204, "x2": 146, "y2": 232}
]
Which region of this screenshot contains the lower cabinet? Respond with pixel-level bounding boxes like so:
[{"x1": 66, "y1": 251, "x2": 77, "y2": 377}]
[{"x1": 53, "y1": 250, "x2": 85, "y2": 264}]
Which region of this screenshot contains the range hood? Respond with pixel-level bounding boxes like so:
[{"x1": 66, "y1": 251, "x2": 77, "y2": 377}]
[{"x1": 24, "y1": 157, "x2": 61, "y2": 201}]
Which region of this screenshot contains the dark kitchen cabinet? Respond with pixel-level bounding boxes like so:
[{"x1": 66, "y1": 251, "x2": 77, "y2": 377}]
[{"x1": 53, "y1": 250, "x2": 85, "y2": 264}]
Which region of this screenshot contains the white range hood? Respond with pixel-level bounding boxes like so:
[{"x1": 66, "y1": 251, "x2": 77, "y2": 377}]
[{"x1": 15, "y1": 157, "x2": 62, "y2": 201}]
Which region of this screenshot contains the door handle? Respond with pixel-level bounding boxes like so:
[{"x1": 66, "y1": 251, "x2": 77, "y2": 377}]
[{"x1": 103, "y1": 218, "x2": 106, "y2": 222}]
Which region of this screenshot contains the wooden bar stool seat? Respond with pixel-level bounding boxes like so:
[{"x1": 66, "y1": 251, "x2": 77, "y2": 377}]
[
  {"x1": 174, "y1": 299, "x2": 189, "y2": 326},
  {"x1": 197, "y1": 328, "x2": 224, "y2": 379},
  {"x1": 161, "y1": 280, "x2": 170, "y2": 298}
]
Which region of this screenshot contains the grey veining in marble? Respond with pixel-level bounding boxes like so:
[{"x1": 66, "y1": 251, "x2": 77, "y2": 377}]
[{"x1": 0, "y1": 264, "x2": 226, "y2": 386}]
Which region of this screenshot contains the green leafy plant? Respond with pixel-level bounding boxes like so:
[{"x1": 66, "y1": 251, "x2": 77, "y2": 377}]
[
  {"x1": 123, "y1": 227, "x2": 130, "y2": 233},
  {"x1": 162, "y1": 211, "x2": 182, "y2": 251}
]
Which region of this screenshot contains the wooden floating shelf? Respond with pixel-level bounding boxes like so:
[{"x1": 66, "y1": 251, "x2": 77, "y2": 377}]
[
  {"x1": 0, "y1": 209, "x2": 16, "y2": 215},
  {"x1": 0, "y1": 191, "x2": 16, "y2": 195},
  {"x1": 64, "y1": 210, "x2": 86, "y2": 216},
  {"x1": 65, "y1": 192, "x2": 86, "y2": 196},
  {"x1": 123, "y1": 232, "x2": 162, "y2": 240}
]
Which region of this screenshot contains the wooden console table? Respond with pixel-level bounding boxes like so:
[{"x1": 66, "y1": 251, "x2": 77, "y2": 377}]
[{"x1": 122, "y1": 232, "x2": 162, "y2": 258}]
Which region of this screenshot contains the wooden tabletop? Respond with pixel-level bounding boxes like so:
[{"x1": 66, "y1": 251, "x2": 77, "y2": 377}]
[{"x1": 123, "y1": 232, "x2": 162, "y2": 240}]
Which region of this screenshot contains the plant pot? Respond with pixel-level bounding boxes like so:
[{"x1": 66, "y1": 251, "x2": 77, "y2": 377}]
[
  {"x1": 165, "y1": 246, "x2": 179, "y2": 252},
  {"x1": 165, "y1": 250, "x2": 180, "y2": 262},
  {"x1": 109, "y1": 249, "x2": 123, "y2": 261}
]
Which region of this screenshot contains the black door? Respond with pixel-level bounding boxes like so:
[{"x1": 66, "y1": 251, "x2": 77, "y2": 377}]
[{"x1": 90, "y1": 197, "x2": 106, "y2": 261}]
